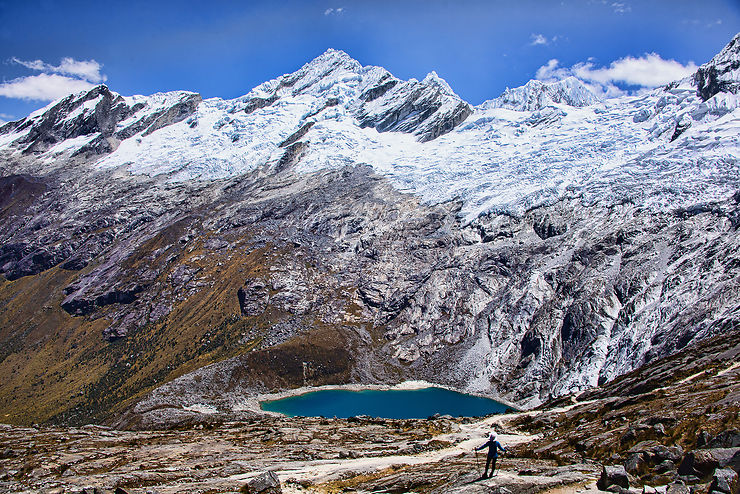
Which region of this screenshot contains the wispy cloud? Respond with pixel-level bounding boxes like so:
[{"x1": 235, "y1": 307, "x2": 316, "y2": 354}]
[
  {"x1": 10, "y1": 57, "x2": 107, "y2": 83},
  {"x1": 0, "y1": 112, "x2": 14, "y2": 125},
  {"x1": 611, "y1": 2, "x2": 631, "y2": 14},
  {"x1": 1, "y1": 57, "x2": 107, "y2": 102},
  {"x1": 589, "y1": 0, "x2": 631, "y2": 14},
  {"x1": 324, "y1": 7, "x2": 344, "y2": 16},
  {"x1": 536, "y1": 59, "x2": 563, "y2": 80},
  {"x1": 530, "y1": 34, "x2": 548, "y2": 46},
  {"x1": 536, "y1": 53, "x2": 698, "y2": 98},
  {"x1": 529, "y1": 33, "x2": 561, "y2": 47},
  {"x1": 682, "y1": 18, "x2": 723, "y2": 29}
]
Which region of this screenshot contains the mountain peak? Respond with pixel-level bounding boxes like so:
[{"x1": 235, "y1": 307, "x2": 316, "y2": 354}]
[
  {"x1": 693, "y1": 31, "x2": 740, "y2": 101},
  {"x1": 421, "y1": 71, "x2": 457, "y2": 97},
  {"x1": 302, "y1": 48, "x2": 362, "y2": 73},
  {"x1": 708, "y1": 31, "x2": 740, "y2": 65},
  {"x1": 481, "y1": 76, "x2": 600, "y2": 111}
]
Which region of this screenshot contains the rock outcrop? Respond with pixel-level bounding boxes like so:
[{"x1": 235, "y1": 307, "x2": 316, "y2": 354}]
[
  {"x1": 694, "y1": 33, "x2": 740, "y2": 101},
  {"x1": 241, "y1": 471, "x2": 282, "y2": 494}
]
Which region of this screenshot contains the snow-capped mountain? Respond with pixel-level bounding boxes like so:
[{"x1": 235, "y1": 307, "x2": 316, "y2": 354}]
[
  {"x1": 479, "y1": 76, "x2": 602, "y2": 111},
  {"x1": 2, "y1": 40, "x2": 738, "y2": 222},
  {"x1": 0, "y1": 34, "x2": 738, "y2": 425}
]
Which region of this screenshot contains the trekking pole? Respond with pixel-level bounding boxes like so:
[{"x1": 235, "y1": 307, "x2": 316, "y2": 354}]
[{"x1": 474, "y1": 450, "x2": 480, "y2": 476}]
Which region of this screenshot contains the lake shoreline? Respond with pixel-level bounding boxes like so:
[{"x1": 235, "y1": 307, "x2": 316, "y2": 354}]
[{"x1": 247, "y1": 382, "x2": 520, "y2": 419}]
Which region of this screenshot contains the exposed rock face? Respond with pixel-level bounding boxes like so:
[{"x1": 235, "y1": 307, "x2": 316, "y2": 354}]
[
  {"x1": 3, "y1": 85, "x2": 129, "y2": 154},
  {"x1": 1, "y1": 126, "x2": 740, "y2": 421},
  {"x1": 694, "y1": 33, "x2": 740, "y2": 101},
  {"x1": 0, "y1": 85, "x2": 202, "y2": 157},
  {"x1": 355, "y1": 70, "x2": 473, "y2": 141}
]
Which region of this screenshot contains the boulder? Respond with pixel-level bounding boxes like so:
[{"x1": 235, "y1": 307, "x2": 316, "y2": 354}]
[
  {"x1": 709, "y1": 431, "x2": 740, "y2": 449},
  {"x1": 678, "y1": 448, "x2": 740, "y2": 480},
  {"x1": 490, "y1": 488, "x2": 512, "y2": 494},
  {"x1": 698, "y1": 432, "x2": 713, "y2": 448},
  {"x1": 655, "y1": 460, "x2": 677, "y2": 474},
  {"x1": 652, "y1": 445, "x2": 684, "y2": 463},
  {"x1": 628, "y1": 441, "x2": 683, "y2": 463},
  {"x1": 626, "y1": 452, "x2": 649, "y2": 476},
  {"x1": 606, "y1": 486, "x2": 630, "y2": 494},
  {"x1": 241, "y1": 470, "x2": 282, "y2": 494},
  {"x1": 598, "y1": 465, "x2": 630, "y2": 491},
  {"x1": 665, "y1": 480, "x2": 689, "y2": 494},
  {"x1": 709, "y1": 468, "x2": 739, "y2": 494}
]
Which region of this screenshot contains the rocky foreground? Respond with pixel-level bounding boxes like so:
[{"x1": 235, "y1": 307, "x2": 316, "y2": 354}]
[{"x1": 1, "y1": 329, "x2": 738, "y2": 494}]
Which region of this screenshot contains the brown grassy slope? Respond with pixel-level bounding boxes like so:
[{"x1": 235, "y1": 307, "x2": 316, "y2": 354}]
[
  {"x1": 0, "y1": 266, "x2": 110, "y2": 425},
  {"x1": 0, "y1": 220, "x2": 365, "y2": 426}
]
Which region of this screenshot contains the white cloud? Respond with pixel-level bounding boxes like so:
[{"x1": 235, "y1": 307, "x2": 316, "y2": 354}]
[
  {"x1": 611, "y1": 2, "x2": 631, "y2": 13},
  {"x1": 682, "y1": 18, "x2": 723, "y2": 29},
  {"x1": 575, "y1": 54, "x2": 698, "y2": 87},
  {"x1": 1, "y1": 56, "x2": 108, "y2": 102},
  {"x1": 530, "y1": 34, "x2": 548, "y2": 46},
  {"x1": 324, "y1": 7, "x2": 344, "y2": 16},
  {"x1": 0, "y1": 73, "x2": 96, "y2": 102},
  {"x1": 536, "y1": 59, "x2": 565, "y2": 80},
  {"x1": 588, "y1": 0, "x2": 631, "y2": 13},
  {"x1": 10, "y1": 57, "x2": 107, "y2": 83},
  {"x1": 529, "y1": 34, "x2": 562, "y2": 47},
  {"x1": 535, "y1": 53, "x2": 698, "y2": 98}
]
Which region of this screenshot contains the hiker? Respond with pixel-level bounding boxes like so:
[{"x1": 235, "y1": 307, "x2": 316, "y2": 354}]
[{"x1": 474, "y1": 430, "x2": 506, "y2": 478}]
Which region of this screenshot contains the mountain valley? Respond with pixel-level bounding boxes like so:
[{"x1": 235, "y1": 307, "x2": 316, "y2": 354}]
[{"x1": 0, "y1": 31, "x2": 739, "y2": 493}]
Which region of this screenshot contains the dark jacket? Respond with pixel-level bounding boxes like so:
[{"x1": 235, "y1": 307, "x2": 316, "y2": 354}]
[{"x1": 475, "y1": 437, "x2": 506, "y2": 458}]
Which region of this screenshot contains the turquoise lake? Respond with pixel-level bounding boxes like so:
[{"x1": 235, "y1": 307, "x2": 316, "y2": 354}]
[{"x1": 260, "y1": 387, "x2": 511, "y2": 419}]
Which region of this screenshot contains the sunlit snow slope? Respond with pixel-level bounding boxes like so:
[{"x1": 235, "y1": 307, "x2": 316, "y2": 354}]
[{"x1": 2, "y1": 37, "x2": 739, "y2": 222}]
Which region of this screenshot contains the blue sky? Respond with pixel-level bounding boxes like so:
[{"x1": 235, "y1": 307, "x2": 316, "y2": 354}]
[{"x1": 0, "y1": 0, "x2": 738, "y2": 122}]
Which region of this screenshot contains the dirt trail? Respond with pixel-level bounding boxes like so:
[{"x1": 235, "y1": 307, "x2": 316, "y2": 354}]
[{"x1": 237, "y1": 407, "x2": 599, "y2": 493}]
